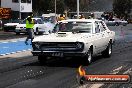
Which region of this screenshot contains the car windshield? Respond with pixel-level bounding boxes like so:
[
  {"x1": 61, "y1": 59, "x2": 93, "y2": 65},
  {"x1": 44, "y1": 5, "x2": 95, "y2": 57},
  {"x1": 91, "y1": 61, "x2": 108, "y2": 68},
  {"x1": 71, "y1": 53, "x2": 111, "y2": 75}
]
[
  {"x1": 43, "y1": 17, "x2": 51, "y2": 22},
  {"x1": 43, "y1": 16, "x2": 55, "y2": 23},
  {"x1": 53, "y1": 21, "x2": 93, "y2": 33},
  {"x1": 20, "y1": 18, "x2": 43, "y2": 24},
  {"x1": 8, "y1": 19, "x2": 20, "y2": 23},
  {"x1": 34, "y1": 19, "x2": 44, "y2": 24},
  {"x1": 21, "y1": 19, "x2": 26, "y2": 24}
]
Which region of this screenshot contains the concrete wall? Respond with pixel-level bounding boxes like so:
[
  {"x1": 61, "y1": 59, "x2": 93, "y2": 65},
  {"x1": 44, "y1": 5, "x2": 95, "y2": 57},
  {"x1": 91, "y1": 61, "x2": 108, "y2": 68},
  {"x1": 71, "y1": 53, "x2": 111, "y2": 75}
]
[
  {"x1": 20, "y1": 3, "x2": 32, "y2": 12},
  {"x1": 1, "y1": 0, "x2": 20, "y2": 11},
  {"x1": 1, "y1": 0, "x2": 32, "y2": 19},
  {"x1": 1, "y1": 0, "x2": 32, "y2": 12}
]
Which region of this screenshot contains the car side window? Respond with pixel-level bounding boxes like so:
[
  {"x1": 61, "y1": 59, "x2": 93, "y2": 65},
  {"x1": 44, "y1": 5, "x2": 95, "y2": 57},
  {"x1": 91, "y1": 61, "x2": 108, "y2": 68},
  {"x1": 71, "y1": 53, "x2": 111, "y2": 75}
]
[
  {"x1": 37, "y1": 19, "x2": 43, "y2": 24},
  {"x1": 95, "y1": 22, "x2": 100, "y2": 33},
  {"x1": 33, "y1": 19, "x2": 37, "y2": 24},
  {"x1": 53, "y1": 23, "x2": 59, "y2": 32},
  {"x1": 100, "y1": 22, "x2": 106, "y2": 32}
]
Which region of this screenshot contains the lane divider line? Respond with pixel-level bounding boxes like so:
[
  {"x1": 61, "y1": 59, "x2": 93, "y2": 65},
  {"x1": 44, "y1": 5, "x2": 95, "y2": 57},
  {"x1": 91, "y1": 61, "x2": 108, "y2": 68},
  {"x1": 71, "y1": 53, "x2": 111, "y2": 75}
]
[
  {"x1": 0, "y1": 49, "x2": 32, "y2": 56},
  {"x1": 0, "y1": 40, "x2": 26, "y2": 44}
]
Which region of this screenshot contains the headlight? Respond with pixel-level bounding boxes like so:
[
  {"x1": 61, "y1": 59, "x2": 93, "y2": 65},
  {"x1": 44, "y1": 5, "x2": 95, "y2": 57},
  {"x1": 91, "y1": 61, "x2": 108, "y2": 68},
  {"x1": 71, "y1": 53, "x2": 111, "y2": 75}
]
[
  {"x1": 32, "y1": 42, "x2": 41, "y2": 49},
  {"x1": 16, "y1": 27, "x2": 20, "y2": 29}
]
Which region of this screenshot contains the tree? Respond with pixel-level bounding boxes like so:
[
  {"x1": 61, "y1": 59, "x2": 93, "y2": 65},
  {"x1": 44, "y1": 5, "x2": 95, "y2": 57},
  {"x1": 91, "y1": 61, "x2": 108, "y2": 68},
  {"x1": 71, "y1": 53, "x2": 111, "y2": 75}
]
[
  {"x1": 49, "y1": 0, "x2": 65, "y2": 14},
  {"x1": 64, "y1": 0, "x2": 77, "y2": 12},
  {"x1": 32, "y1": 0, "x2": 65, "y2": 15},
  {"x1": 113, "y1": 0, "x2": 132, "y2": 19},
  {"x1": 32, "y1": 0, "x2": 52, "y2": 15}
]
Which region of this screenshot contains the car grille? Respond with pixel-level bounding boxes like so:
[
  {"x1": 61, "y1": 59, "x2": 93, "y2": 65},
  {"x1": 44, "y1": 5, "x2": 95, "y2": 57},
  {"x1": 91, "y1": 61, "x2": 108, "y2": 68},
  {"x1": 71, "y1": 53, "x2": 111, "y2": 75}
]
[{"x1": 33, "y1": 42, "x2": 84, "y2": 51}]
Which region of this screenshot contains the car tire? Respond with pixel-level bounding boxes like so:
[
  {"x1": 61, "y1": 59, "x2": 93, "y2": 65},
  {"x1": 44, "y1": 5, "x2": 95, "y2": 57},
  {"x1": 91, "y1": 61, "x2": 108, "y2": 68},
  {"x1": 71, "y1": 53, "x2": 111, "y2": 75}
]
[
  {"x1": 38, "y1": 55, "x2": 47, "y2": 64},
  {"x1": 84, "y1": 49, "x2": 93, "y2": 64},
  {"x1": 35, "y1": 28, "x2": 39, "y2": 35},
  {"x1": 102, "y1": 42, "x2": 112, "y2": 58},
  {"x1": 123, "y1": 24, "x2": 127, "y2": 26},
  {"x1": 115, "y1": 23, "x2": 119, "y2": 26},
  {"x1": 76, "y1": 74, "x2": 86, "y2": 85}
]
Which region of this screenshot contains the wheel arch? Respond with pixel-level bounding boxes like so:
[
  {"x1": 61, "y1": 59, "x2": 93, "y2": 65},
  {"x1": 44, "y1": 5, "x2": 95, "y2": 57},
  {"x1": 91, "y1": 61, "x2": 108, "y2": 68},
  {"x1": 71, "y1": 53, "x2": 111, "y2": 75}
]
[
  {"x1": 109, "y1": 39, "x2": 113, "y2": 44},
  {"x1": 89, "y1": 45, "x2": 93, "y2": 55},
  {"x1": 36, "y1": 27, "x2": 38, "y2": 31}
]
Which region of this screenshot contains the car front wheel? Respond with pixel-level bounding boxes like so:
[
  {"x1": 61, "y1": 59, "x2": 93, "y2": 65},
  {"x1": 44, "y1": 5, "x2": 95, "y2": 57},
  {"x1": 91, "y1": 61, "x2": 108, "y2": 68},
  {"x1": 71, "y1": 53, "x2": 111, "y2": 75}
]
[
  {"x1": 115, "y1": 22, "x2": 119, "y2": 26},
  {"x1": 84, "y1": 50, "x2": 93, "y2": 64},
  {"x1": 102, "y1": 43, "x2": 112, "y2": 58},
  {"x1": 35, "y1": 28, "x2": 39, "y2": 35}
]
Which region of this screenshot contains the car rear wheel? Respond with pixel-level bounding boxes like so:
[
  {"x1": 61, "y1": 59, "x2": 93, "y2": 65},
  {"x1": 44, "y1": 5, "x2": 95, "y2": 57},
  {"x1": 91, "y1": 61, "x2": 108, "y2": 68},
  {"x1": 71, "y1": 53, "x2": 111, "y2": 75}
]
[
  {"x1": 123, "y1": 24, "x2": 127, "y2": 26},
  {"x1": 102, "y1": 43, "x2": 112, "y2": 58},
  {"x1": 38, "y1": 55, "x2": 47, "y2": 64}
]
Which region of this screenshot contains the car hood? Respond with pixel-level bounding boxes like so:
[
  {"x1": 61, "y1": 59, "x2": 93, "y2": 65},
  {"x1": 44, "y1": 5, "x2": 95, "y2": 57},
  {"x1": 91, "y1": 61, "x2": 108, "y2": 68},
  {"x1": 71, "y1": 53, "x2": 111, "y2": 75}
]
[
  {"x1": 4, "y1": 23, "x2": 19, "y2": 26},
  {"x1": 16, "y1": 24, "x2": 26, "y2": 27},
  {"x1": 33, "y1": 32, "x2": 91, "y2": 42}
]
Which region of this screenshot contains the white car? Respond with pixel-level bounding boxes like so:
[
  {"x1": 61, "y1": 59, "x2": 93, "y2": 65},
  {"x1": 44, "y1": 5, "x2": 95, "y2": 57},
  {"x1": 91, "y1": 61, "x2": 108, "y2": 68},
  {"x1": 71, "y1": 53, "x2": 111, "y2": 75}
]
[
  {"x1": 15, "y1": 18, "x2": 54, "y2": 35},
  {"x1": 106, "y1": 18, "x2": 128, "y2": 26},
  {"x1": 113, "y1": 18, "x2": 128, "y2": 26},
  {"x1": 118, "y1": 19, "x2": 128, "y2": 26},
  {"x1": 32, "y1": 19, "x2": 115, "y2": 64},
  {"x1": 105, "y1": 20, "x2": 116, "y2": 26},
  {"x1": 4, "y1": 20, "x2": 20, "y2": 32}
]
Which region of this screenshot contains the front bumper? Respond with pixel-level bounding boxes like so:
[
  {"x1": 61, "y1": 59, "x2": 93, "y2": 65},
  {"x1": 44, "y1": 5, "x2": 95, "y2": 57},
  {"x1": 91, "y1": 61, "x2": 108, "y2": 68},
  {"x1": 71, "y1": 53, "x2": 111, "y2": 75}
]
[
  {"x1": 4, "y1": 26, "x2": 16, "y2": 32},
  {"x1": 31, "y1": 51, "x2": 87, "y2": 57},
  {"x1": 15, "y1": 29, "x2": 27, "y2": 33}
]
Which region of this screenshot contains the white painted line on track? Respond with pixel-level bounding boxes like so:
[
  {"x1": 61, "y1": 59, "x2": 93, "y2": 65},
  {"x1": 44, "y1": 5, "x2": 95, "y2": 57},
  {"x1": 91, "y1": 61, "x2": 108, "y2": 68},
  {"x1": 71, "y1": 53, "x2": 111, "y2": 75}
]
[
  {"x1": 0, "y1": 38, "x2": 26, "y2": 43},
  {"x1": 0, "y1": 49, "x2": 32, "y2": 56},
  {"x1": 5, "y1": 53, "x2": 10, "y2": 55},
  {"x1": 11, "y1": 52, "x2": 16, "y2": 54},
  {"x1": 16, "y1": 51, "x2": 22, "y2": 53},
  {"x1": 22, "y1": 50, "x2": 26, "y2": 52},
  {"x1": 1, "y1": 42, "x2": 8, "y2": 43},
  {"x1": 0, "y1": 54, "x2": 6, "y2": 56}
]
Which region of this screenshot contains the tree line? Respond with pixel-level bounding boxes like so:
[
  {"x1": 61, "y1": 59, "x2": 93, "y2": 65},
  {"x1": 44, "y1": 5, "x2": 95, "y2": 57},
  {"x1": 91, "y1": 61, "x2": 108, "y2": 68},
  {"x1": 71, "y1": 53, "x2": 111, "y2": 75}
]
[
  {"x1": 33, "y1": 0, "x2": 71, "y2": 15},
  {"x1": 113, "y1": 0, "x2": 132, "y2": 19},
  {"x1": 32, "y1": 0, "x2": 91, "y2": 15},
  {"x1": 32, "y1": 0, "x2": 132, "y2": 18}
]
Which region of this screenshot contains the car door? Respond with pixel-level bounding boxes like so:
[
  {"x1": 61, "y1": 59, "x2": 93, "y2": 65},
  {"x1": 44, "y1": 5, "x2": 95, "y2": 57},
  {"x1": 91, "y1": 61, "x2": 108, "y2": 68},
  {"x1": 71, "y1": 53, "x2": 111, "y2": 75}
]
[
  {"x1": 36, "y1": 19, "x2": 44, "y2": 30},
  {"x1": 99, "y1": 21, "x2": 109, "y2": 51},
  {"x1": 92, "y1": 21, "x2": 103, "y2": 54},
  {"x1": 34, "y1": 19, "x2": 45, "y2": 33}
]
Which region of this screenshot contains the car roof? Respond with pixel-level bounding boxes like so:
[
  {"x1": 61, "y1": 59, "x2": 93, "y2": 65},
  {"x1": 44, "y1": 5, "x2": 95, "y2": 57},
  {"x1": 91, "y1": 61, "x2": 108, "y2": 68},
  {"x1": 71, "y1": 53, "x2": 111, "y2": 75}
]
[
  {"x1": 59, "y1": 19, "x2": 102, "y2": 23},
  {"x1": 32, "y1": 18, "x2": 42, "y2": 20}
]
